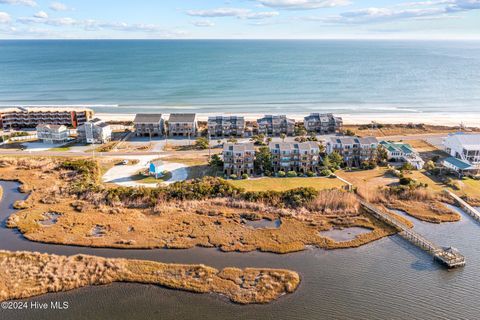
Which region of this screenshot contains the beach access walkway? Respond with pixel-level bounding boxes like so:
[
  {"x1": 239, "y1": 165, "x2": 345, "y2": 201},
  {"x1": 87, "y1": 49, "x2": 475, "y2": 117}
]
[{"x1": 445, "y1": 190, "x2": 480, "y2": 223}]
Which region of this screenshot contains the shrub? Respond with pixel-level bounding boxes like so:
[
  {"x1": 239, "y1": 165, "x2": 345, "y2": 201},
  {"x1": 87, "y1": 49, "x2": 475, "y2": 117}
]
[
  {"x1": 320, "y1": 169, "x2": 332, "y2": 177},
  {"x1": 286, "y1": 171, "x2": 297, "y2": 178},
  {"x1": 399, "y1": 177, "x2": 414, "y2": 186},
  {"x1": 400, "y1": 162, "x2": 416, "y2": 171},
  {"x1": 242, "y1": 187, "x2": 318, "y2": 208},
  {"x1": 209, "y1": 154, "x2": 223, "y2": 168},
  {"x1": 361, "y1": 161, "x2": 377, "y2": 170},
  {"x1": 306, "y1": 171, "x2": 315, "y2": 177},
  {"x1": 195, "y1": 137, "x2": 209, "y2": 150},
  {"x1": 230, "y1": 174, "x2": 238, "y2": 180},
  {"x1": 241, "y1": 173, "x2": 249, "y2": 180},
  {"x1": 277, "y1": 171, "x2": 286, "y2": 178},
  {"x1": 423, "y1": 160, "x2": 436, "y2": 171}
]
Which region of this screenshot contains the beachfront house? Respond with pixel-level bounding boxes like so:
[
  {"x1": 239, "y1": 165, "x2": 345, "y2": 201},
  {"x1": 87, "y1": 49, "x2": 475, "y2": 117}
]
[
  {"x1": 444, "y1": 133, "x2": 480, "y2": 165},
  {"x1": 442, "y1": 157, "x2": 480, "y2": 177},
  {"x1": 0, "y1": 107, "x2": 93, "y2": 130},
  {"x1": 134, "y1": 114, "x2": 164, "y2": 137},
  {"x1": 77, "y1": 118, "x2": 112, "y2": 144},
  {"x1": 36, "y1": 124, "x2": 70, "y2": 144},
  {"x1": 257, "y1": 115, "x2": 295, "y2": 136},
  {"x1": 379, "y1": 141, "x2": 425, "y2": 170},
  {"x1": 223, "y1": 143, "x2": 255, "y2": 177},
  {"x1": 326, "y1": 136, "x2": 379, "y2": 167},
  {"x1": 149, "y1": 160, "x2": 165, "y2": 179},
  {"x1": 208, "y1": 116, "x2": 245, "y2": 137},
  {"x1": 303, "y1": 113, "x2": 343, "y2": 134},
  {"x1": 269, "y1": 141, "x2": 321, "y2": 174},
  {"x1": 168, "y1": 114, "x2": 197, "y2": 137}
]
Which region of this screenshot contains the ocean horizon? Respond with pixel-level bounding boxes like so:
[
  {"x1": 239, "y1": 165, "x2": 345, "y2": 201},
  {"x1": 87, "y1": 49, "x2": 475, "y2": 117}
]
[{"x1": 1, "y1": 39, "x2": 479, "y2": 118}]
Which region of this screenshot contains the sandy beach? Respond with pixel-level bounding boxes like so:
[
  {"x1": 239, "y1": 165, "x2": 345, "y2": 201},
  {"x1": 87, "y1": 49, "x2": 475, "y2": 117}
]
[{"x1": 97, "y1": 112, "x2": 480, "y2": 127}]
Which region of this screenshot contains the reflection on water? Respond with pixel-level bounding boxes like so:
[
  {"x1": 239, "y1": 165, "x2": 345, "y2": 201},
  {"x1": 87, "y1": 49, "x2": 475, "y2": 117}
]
[
  {"x1": 38, "y1": 212, "x2": 61, "y2": 226},
  {"x1": 320, "y1": 227, "x2": 372, "y2": 242},
  {"x1": 242, "y1": 219, "x2": 281, "y2": 229},
  {"x1": 1, "y1": 180, "x2": 480, "y2": 320}
]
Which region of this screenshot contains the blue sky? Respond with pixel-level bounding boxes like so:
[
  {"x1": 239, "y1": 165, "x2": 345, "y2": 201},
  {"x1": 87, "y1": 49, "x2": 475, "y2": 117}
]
[{"x1": 0, "y1": 0, "x2": 479, "y2": 39}]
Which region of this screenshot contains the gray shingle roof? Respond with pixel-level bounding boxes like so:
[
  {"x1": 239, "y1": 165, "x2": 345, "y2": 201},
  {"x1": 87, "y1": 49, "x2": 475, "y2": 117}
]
[
  {"x1": 223, "y1": 143, "x2": 254, "y2": 152},
  {"x1": 269, "y1": 141, "x2": 319, "y2": 151},
  {"x1": 169, "y1": 113, "x2": 196, "y2": 123},
  {"x1": 134, "y1": 114, "x2": 163, "y2": 124}
]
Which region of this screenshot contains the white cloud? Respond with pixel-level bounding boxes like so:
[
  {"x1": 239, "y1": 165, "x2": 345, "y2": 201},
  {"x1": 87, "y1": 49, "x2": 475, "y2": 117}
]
[
  {"x1": 255, "y1": 0, "x2": 350, "y2": 10},
  {"x1": 17, "y1": 15, "x2": 78, "y2": 26},
  {"x1": 49, "y1": 1, "x2": 68, "y2": 11},
  {"x1": 325, "y1": 0, "x2": 480, "y2": 23},
  {"x1": 192, "y1": 20, "x2": 215, "y2": 27},
  {"x1": 0, "y1": 0, "x2": 36, "y2": 6},
  {"x1": 186, "y1": 7, "x2": 279, "y2": 19},
  {"x1": 34, "y1": 10, "x2": 48, "y2": 19},
  {"x1": 0, "y1": 11, "x2": 11, "y2": 23},
  {"x1": 15, "y1": 14, "x2": 186, "y2": 37},
  {"x1": 446, "y1": 0, "x2": 480, "y2": 11}
]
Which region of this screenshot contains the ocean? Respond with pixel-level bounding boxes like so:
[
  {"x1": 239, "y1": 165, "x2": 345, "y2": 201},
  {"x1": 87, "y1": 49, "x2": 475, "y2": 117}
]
[{"x1": 0, "y1": 40, "x2": 479, "y2": 117}]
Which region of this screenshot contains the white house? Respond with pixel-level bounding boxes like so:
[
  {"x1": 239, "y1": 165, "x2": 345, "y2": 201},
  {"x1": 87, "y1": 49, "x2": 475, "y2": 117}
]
[
  {"x1": 444, "y1": 133, "x2": 480, "y2": 165},
  {"x1": 379, "y1": 141, "x2": 425, "y2": 170},
  {"x1": 77, "y1": 118, "x2": 112, "y2": 144},
  {"x1": 36, "y1": 124, "x2": 69, "y2": 144}
]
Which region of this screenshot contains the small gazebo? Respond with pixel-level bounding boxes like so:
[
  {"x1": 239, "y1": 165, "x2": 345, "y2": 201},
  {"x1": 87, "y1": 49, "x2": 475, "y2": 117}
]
[{"x1": 149, "y1": 160, "x2": 165, "y2": 179}]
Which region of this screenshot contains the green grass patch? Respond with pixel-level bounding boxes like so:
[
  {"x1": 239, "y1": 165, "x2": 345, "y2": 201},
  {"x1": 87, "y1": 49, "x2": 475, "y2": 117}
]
[
  {"x1": 48, "y1": 146, "x2": 71, "y2": 152},
  {"x1": 229, "y1": 177, "x2": 346, "y2": 192},
  {"x1": 130, "y1": 171, "x2": 173, "y2": 184}
]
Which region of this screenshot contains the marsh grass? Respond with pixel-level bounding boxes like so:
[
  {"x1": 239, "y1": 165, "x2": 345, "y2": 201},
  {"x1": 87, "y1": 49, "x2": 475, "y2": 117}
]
[{"x1": 0, "y1": 250, "x2": 299, "y2": 304}]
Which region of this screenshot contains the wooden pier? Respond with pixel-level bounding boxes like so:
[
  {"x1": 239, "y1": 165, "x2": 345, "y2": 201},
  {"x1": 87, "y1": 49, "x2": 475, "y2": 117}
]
[
  {"x1": 360, "y1": 200, "x2": 466, "y2": 268},
  {"x1": 445, "y1": 189, "x2": 480, "y2": 223}
]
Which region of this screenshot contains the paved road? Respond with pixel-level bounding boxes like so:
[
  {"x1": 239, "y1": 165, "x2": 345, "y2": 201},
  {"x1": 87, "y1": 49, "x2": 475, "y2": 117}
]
[
  {"x1": 0, "y1": 149, "x2": 217, "y2": 158},
  {"x1": 0, "y1": 132, "x2": 449, "y2": 158}
]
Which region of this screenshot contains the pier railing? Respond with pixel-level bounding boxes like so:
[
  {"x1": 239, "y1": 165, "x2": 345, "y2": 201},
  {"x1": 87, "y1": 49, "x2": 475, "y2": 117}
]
[{"x1": 444, "y1": 189, "x2": 480, "y2": 223}]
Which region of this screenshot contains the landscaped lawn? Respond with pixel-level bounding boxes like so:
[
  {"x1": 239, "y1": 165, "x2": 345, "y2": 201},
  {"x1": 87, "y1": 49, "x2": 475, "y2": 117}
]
[
  {"x1": 130, "y1": 171, "x2": 173, "y2": 184},
  {"x1": 229, "y1": 177, "x2": 346, "y2": 192},
  {"x1": 459, "y1": 178, "x2": 480, "y2": 198},
  {"x1": 162, "y1": 155, "x2": 221, "y2": 179}
]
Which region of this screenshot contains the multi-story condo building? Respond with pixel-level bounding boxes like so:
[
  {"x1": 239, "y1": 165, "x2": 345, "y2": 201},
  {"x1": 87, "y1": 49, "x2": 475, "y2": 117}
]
[
  {"x1": 133, "y1": 114, "x2": 164, "y2": 137},
  {"x1": 327, "y1": 136, "x2": 379, "y2": 167},
  {"x1": 223, "y1": 142, "x2": 255, "y2": 176},
  {"x1": 257, "y1": 115, "x2": 295, "y2": 136},
  {"x1": 0, "y1": 107, "x2": 93, "y2": 130},
  {"x1": 77, "y1": 118, "x2": 112, "y2": 144},
  {"x1": 444, "y1": 133, "x2": 480, "y2": 165},
  {"x1": 304, "y1": 113, "x2": 343, "y2": 134},
  {"x1": 379, "y1": 141, "x2": 425, "y2": 170},
  {"x1": 208, "y1": 116, "x2": 245, "y2": 137},
  {"x1": 36, "y1": 124, "x2": 69, "y2": 144},
  {"x1": 269, "y1": 141, "x2": 321, "y2": 173},
  {"x1": 168, "y1": 113, "x2": 197, "y2": 137}
]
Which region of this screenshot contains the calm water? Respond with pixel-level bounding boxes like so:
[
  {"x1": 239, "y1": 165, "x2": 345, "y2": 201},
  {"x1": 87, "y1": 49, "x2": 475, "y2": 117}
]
[
  {"x1": 0, "y1": 40, "x2": 480, "y2": 115},
  {"x1": 1, "y1": 180, "x2": 480, "y2": 320}
]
